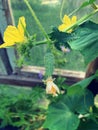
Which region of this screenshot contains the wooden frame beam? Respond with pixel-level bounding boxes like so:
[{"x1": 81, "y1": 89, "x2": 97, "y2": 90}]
[
  {"x1": 0, "y1": 74, "x2": 43, "y2": 87},
  {"x1": 20, "y1": 66, "x2": 85, "y2": 79},
  {"x1": 0, "y1": 66, "x2": 85, "y2": 87}
]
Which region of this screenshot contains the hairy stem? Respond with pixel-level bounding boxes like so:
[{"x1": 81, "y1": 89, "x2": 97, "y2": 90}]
[{"x1": 24, "y1": 0, "x2": 51, "y2": 44}]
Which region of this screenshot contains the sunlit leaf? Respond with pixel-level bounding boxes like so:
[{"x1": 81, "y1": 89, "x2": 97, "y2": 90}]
[
  {"x1": 63, "y1": 90, "x2": 94, "y2": 114},
  {"x1": 69, "y1": 74, "x2": 95, "y2": 91},
  {"x1": 43, "y1": 102, "x2": 80, "y2": 130},
  {"x1": 67, "y1": 85, "x2": 84, "y2": 96},
  {"x1": 80, "y1": 0, "x2": 96, "y2": 9},
  {"x1": 69, "y1": 21, "x2": 98, "y2": 64},
  {"x1": 44, "y1": 89, "x2": 94, "y2": 130},
  {"x1": 89, "y1": 0, "x2": 96, "y2": 4}
]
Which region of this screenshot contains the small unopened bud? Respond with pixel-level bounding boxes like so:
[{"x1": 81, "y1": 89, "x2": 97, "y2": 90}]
[
  {"x1": 60, "y1": 46, "x2": 70, "y2": 53},
  {"x1": 94, "y1": 94, "x2": 98, "y2": 108},
  {"x1": 43, "y1": 76, "x2": 60, "y2": 96}
]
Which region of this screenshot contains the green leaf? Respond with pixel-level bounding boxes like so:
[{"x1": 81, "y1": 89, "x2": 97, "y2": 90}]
[
  {"x1": 81, "y1": 40, "x2": 98, "y2": 64},
  {"x1": 78, "y1": 120, "x2": 98, "y2": 130},
  {"x1": 68, "y1": 74, "x2": 95, "y2": 93},
  {"x1": 43, "y1": 102, "x2": 80, "y2": 130},
  {"x1": 25, "y1": 126, "x2": 30, "y2": 130},
  {"x1": 80, "y1": 1, "x2": 91, "y2": 8},
  {"x1": 43, "y1": 88, "x2": 94, "y2": 130},
  {"x1": 62, "y1": 90, "x2": 94, "y2": 114},
  {"x1": 76, "y1": 90, "x2": 94, "y2": 113},
  {"x1": 44, "y1": 52, "x2": 55, "y2": 77},
  {"x1": 69, "y1": 21, "x2": 98, "y2": 64},
  {"x1": 89, "y1": 0, "x2": 96, "y2": 4},
  {"x1": 0, "y1": 119, "x2": 8, "y2": 128},
  {"x1": 80, "y1": 0, "x2": 96, "y2": 9},
  {"x1": 49, "y1": 28, "x2": 72, "y2": 50},
  {"x1": 67, "y1": 75, "x2": 95, "y2": 98},
  {"x1": 67, "y1": 85, "x2": 84, "y2": 96}
]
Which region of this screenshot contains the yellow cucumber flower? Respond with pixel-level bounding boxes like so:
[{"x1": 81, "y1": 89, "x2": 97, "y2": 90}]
[
  {"x1": 44, "y1": 77, "x2": 60, "y2": 96},
  {"x1": 58, "y1": 15, "x2": 77, "y2": 33},
  {"x1": 0, "y1": 16, "x2": 26, "y2": 48}
]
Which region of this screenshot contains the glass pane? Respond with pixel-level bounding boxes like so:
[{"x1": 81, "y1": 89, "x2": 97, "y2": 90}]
[{"x1": 0, "y1": 57, "x2": 6, "y2": 74}]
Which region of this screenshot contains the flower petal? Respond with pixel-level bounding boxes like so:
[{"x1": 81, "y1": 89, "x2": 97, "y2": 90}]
[
  {"x1": 0, "y1": 42, "x2": 15, "y2": 48},
  {"x1": 58, "y1": 15, "x2": 77, "y2": 33},
  {"x1": 58, "y1": 24, "x2": 72, "y2": 33},
  {"x1": 44, "y1": 77, "x2": 60, "y2": 96},
  {"x1": 71, "y1": 16, "x2": 77, "y2": 24},
  {"x1": 63, "y1": 15, "x2": 71, "y2": 25},
  {"x1": 17, "y1": 16, "x2": 26, "y2": 36},
  {"x1": 4, "y1": 25, "x2": 24, "y2": 43},
  {"x1": 58, "y1": 24, "x2": 68, "y2": 32},
  {"x1": 53, "y1": 83, "x2": 60, "y2": 94}
]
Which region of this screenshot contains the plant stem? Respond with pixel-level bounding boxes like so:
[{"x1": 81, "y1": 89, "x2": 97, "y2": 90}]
[
  {"x1": 24, "y1": 0, "x2": 51, "y2": 44},
  {"x1": 60, "y1": 0, "x2": 66, "y2": 22},
  {"x1": 69, "y1": 2, "x2": 98, "y2": 17},
  {"x1": 33, "y1": 40, "x2": 48, "y2": 46},
  {"x1": 68, "y1": 8, "x2": 80, "y2": 17},
  {"x1": 91, "y1": 3, "x2": 98, "y2": 9}
]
